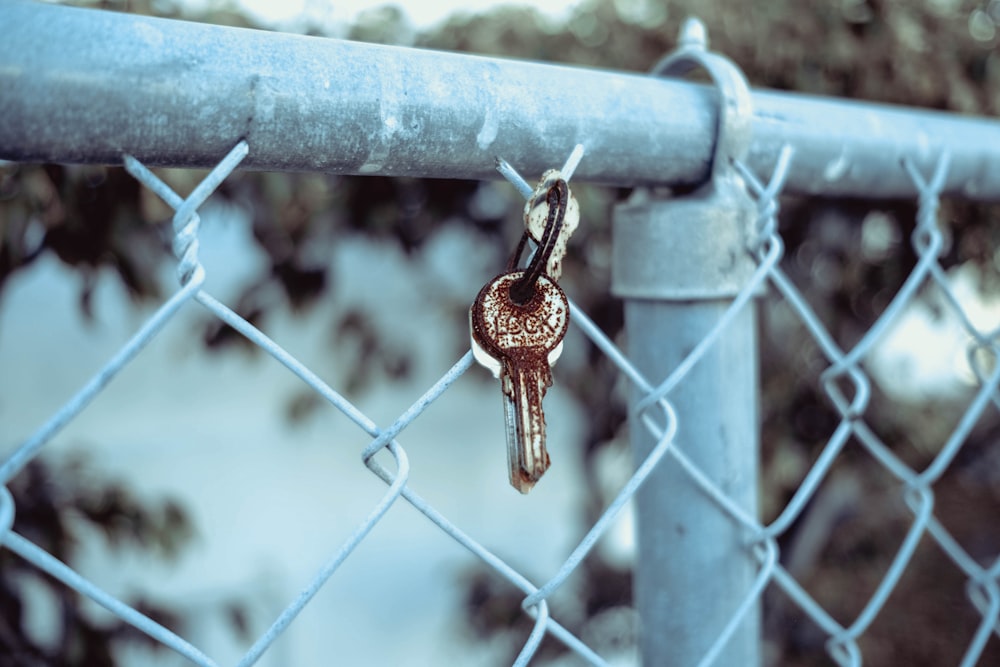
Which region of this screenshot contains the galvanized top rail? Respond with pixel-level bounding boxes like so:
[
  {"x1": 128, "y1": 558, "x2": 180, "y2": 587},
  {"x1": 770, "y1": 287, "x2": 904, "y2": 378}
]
[{"x1": 2, "y1": 0, "x2": 999, "y2": 201}]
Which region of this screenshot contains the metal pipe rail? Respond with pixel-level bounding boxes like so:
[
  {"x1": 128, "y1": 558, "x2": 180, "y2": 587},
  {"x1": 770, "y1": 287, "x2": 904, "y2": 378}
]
[{"x1": 2, "y1": 0, "x2": 999, "y2": 200}]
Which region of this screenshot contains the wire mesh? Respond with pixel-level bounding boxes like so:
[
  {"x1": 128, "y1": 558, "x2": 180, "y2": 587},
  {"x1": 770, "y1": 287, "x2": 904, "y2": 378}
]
[{"x1": 2, "y1": 100, "x2": 1000, "y2": 667}]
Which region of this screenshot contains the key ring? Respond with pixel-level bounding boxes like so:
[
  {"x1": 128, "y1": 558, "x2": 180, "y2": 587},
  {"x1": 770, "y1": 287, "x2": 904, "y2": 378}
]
[{"x1": 506, "y1": 179, "x2": 569, "y2": 304}]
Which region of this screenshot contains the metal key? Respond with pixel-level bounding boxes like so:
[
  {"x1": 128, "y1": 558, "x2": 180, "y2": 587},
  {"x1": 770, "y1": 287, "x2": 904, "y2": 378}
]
[{"x1": 470, "y1": 270, "x2": 570, "y2": 493}]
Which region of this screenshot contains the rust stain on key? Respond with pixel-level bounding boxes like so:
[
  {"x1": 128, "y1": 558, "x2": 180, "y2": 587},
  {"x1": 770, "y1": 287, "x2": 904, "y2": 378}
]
[{"x1": 471, "y1": 270, "x2": 569, "y2": 492}]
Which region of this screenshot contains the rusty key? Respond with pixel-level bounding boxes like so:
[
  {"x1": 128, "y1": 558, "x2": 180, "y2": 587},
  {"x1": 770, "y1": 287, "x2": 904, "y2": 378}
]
[{"x1": 470, "y1": 270, "x2": 569, "y2": 493}]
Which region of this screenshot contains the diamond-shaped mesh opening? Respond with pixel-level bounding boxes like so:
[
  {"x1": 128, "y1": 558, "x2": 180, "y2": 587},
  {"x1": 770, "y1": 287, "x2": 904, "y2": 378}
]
[
  {"x1": 769, "y1": 437, "x2": 913, "y2": 617},
  {"x1": 862, "y1": 539, "x2": 1000, "y2": 665}
]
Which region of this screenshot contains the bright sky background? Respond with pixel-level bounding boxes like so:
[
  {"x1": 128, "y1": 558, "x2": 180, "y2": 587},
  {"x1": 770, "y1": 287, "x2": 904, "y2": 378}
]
[{"x1": 233, "y1": 0, "x2": 580, "y2": 32}]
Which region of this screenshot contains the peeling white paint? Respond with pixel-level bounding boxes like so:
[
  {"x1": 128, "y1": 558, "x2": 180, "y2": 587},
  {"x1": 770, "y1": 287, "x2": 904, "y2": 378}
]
[
  {"x1": 475, "y1": 106, "x2": 499, "y2": 150},
  {"x1": 823, "y1": 152, "x2": 850, "y2": 182}
]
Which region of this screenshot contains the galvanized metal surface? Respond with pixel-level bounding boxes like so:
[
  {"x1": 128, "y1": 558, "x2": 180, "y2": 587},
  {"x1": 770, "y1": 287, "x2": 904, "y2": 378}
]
[
  {"x1": 617, "y1": 29, "x2": 763, "y2": 664},
  {"x1": 626, "y1": 298, "x2": 761, "y2": 667},
  {"x1": 3, "y1": 1, "x2": 1000, "y2": 200},
  {"x1": 612, "y1": 181, "x2": 759, "y2": 300},
  {"x1": 612, "y1": 23, "x2": 759, "y2": 301}
]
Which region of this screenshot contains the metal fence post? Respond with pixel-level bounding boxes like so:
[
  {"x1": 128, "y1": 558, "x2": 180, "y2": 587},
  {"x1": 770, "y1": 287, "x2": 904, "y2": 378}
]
[
  {"x1": 612, "y1": 23, "x2": 761, "y2": 666},
  {"x1": 615, "y1": 228, "x2": 761, "y2": 666}
]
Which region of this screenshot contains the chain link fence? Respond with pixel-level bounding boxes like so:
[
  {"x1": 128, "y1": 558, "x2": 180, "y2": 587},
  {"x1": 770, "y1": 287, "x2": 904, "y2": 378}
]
[{"x1": 4, "y1": 3, "x2": 1000, "y2": 666}]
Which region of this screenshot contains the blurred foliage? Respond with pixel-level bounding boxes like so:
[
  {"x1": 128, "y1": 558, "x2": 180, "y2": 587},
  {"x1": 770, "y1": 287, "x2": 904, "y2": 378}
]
[
  {"x1": 3, "y1": 0, "x2": 1000, "y2": 665},
  {"x1": 0, "y1": 164, "x2": 167, "y2": 318},
  {"x1": 0, "y1": 456, "x2": 192, "y2": 665}
]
